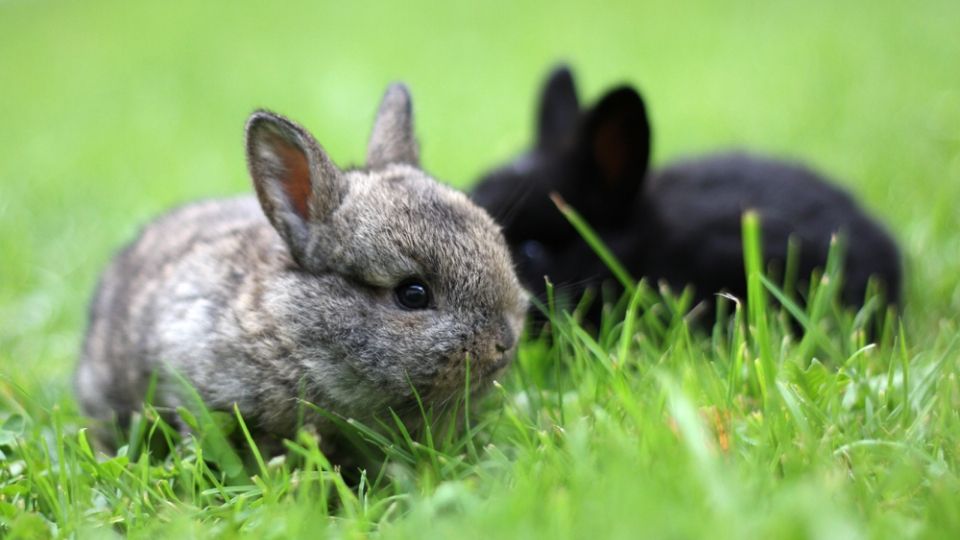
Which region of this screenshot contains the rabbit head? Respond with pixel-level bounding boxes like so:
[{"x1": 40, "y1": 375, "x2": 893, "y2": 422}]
[
  {"x1": 471, "y1": 66, "x2": 653, "y2": 303},
  {"x1": 244, "y1": 85, "x2": 528, "y2": 419}
]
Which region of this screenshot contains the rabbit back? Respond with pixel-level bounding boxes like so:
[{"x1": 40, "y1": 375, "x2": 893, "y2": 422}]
[
  {"x1": 76, "y1": 196, "x2": 299, "y2": 438},
  {"x1": 647, "y1": 153, "x2": 902, "y2": 306}
]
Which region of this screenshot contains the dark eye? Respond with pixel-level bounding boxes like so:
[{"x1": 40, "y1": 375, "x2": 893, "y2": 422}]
[
  {"x1": 518, "y1": 240, "x2": 548, "y2": 266},
  {"x1": 394, "y1": 279, "x2": 431, "y2": 310}
]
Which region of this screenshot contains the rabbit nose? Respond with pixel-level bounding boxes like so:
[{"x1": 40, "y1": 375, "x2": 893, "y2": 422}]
[{"x1": 496, "y1": 320, "x2": 517, "y2": 353}]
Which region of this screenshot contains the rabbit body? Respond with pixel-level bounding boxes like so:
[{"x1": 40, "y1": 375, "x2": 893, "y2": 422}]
[
  {"x1": 643, "y1": 152, "x2": 900, "y2": 307},
  {"x1": 471, "y1": 67, "x2": 901, "y2": 321},
  {"x1": 77, "y1": 85, "x2": 527, "y2": 448}
]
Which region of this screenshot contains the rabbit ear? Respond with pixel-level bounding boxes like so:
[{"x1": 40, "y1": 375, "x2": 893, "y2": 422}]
[
  {"x1": 245, "y1": 111, "x2": 345, "y2": 262},
  {"x1": 537, "y1": 65, "x2": 580, "y2": 150},
  {"x1": 579, "y1": 85, "x2": 651, "y2": 203},
  {"x1": 367, "y1": 83, "x2": 420, "y2": 169}
]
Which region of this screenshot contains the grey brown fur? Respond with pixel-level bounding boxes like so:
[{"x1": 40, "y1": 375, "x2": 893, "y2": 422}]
[{"x1": 76, "y1": 84, "x2": 527, "y2": 450}]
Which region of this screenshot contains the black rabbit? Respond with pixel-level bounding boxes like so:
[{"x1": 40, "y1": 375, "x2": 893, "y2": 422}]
[{"x1": 471, "y1": 66, "x2": 902, "y2": 325}]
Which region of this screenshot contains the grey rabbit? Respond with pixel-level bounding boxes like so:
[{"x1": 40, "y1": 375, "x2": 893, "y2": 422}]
[
  {"x1": 76, "y1": 84, "x2": 528, "y2": 451},
  {"x1": 471, "y1": 66, "x2": 901, "y2": 325}
]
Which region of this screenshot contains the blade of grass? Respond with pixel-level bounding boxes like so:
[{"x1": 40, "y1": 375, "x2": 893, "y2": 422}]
[
  {"x1": 233, "y1": 404, "x2": 269, "y2": 483},
  {"x1": 550, "y1": 192, "x2": 636, "y2": 295},
  {"x1": 742, "y1": 211, "x2": 776, "y2": 404}
]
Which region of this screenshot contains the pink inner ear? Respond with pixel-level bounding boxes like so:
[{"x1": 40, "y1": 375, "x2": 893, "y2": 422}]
[
  {"x1": 270, "y1": 133, "x2": 312, "y2": 220},
  {"x1": 593, "y1": 120, "x2": 628, "y2": 187}
]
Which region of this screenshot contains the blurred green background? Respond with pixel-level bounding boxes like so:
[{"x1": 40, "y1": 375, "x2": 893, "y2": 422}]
[{"x1": 1, "y1": 0, "x2": 959, "y2": 404}]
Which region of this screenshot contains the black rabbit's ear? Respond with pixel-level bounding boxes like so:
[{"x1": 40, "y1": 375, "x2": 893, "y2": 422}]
[
  {"x1": 580, "y1": 85, "x2": 651, "y2": 202},
  {"x1": 536, "y1": 65, "x2": 580, "y2": 151},
  {"x1": 245, "y1": 110, "x2": 345, "y2": 264}
]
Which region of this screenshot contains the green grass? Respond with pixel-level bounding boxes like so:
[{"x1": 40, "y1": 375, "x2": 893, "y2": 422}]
[{"x1": 2, "y1": 0, "x2": 960, "y2": 538}]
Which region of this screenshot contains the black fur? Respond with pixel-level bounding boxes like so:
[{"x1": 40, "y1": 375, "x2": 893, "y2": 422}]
[{"x1": 471, "y1": 65, "x2": 902, "y2": 324}]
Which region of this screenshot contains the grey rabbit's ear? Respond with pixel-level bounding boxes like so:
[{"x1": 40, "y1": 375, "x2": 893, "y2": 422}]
[
  {"x1": 579, "y1": 85, "x2": 651, "y2": 202},
  {"x1": 366, "y1": 83, "x2": 419, "y2": 168},
  {"x1": 245, "y1": 111, "x2": 345, "y2": 263},
  {"x1": 537, "y1": 64, "x2": 580, "y2": 151}
]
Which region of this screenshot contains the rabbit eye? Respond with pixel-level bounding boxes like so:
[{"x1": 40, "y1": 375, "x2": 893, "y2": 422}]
[
  {"x1": 519, "y1": 240, "x2": 548, "y2": 265},
  {"x1": 395, "y1": 279, "x2": 431, "y2": 310}
]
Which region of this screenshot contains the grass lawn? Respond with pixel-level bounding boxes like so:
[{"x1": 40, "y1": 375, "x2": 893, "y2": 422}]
[{"x1": 2, "y1": 0, "x2": 960, "y2": 537}]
